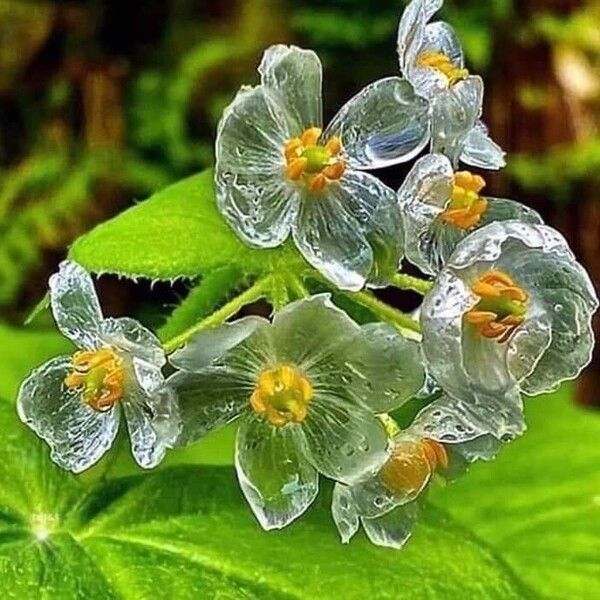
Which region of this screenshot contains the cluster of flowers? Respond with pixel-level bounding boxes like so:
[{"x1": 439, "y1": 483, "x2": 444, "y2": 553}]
[{"x1": 17, "y1": 0, "x2": 597, "y2": 550}]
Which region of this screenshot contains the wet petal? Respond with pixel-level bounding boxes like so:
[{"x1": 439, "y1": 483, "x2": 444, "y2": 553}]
[
  {"x1": 331, "y1": 484, "x2": 360, "y2": 544},
  {"x1": 421, "y1": 269, "x2": 475, "y2": 399},
  {"x1": 398, "y1": 0, "x2": 443, "y2": 74},
  {"x1": 169, "y1": 316, "x2": 270, "y2": 372},
  {"x1": 271, "y1": 294, "x2": 360, "y2": 371},
  {"x1": 215, "y1": 85, "x2": 301, "y2": 247},
  {"x1": 397, "y1": 153, "x2": 454, "y2": 209},
  {"x1": 123, "y1": 385, "x2": 180, "y2": 469},
  {"x1": 411, "y1": 391, "x2": 525, "y2": 443},
  {"x1": 235, "y1": 414, "x2": 318, "y2": 530},
  {"x1": 461, "y1": 121, "x2": 506, "y2": 170},
  {"x1": 341, "y1": 322, "x2": 425, "y2": 413},
  {"x1": 430, "y1": 76, "x2": 483, "y2": 167},
  {"x1": 215, "y1": 169, "x2": 301, "y2": 248},
  {"x1": 292, "y1": 186, "x2": 373, "y2": 291},
  {"x1": 49, "y1": 260, "x2": 103, "y2": 349},
  {"x1": 216, "y1": 85, "x2": 296, "y2": 176},
  {"x1": 302, "y1": 393, "x2": 388, "y2": 485},
  {"x1": 167, "y1": 368, "x2": 252, "y2": 446},
  {"x1": 99, "y1": 317, "x2": 165, "y2": 367},
  {"x1": 17, "y1": 356, "x2": 120, "y2": 473},
  {"x1": 258, "y1": 44, "x2": 322, "y2": 129},
  {"x1": 361, "y1": 502, "x2": 419, "y2": 550},
  {"x1": 508, "y1": 254, "x2": 598, "y2": 394},
  {"x1": 324, "y1": 78, "x2": 430, "y2": 169}
]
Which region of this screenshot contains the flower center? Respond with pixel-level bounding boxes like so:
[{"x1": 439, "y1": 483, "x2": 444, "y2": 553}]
[
  {"x1": 380, "y1": 438, "x2": 448, "y2": 494},
  {"x1": 64, "y1": 347, "x2": 125, "y2": 412},
  {"x1": 466, "y1": 270, "x2": 528, "y2": 342},
  {"x1": 284, "y1": 127, "x2": 346, "y2": 193},
  {"x1": 439, "y1": 171, "x2": 488, "y2": 230},
  {"x1": 417, "y1": 51, "x2": 469, "y2": 86},
  {"x1": 250, "y1": 364, "x2": 313, "y2": 427}
]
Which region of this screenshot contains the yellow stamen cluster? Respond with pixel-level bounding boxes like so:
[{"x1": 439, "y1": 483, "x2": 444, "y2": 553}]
[
  {"x1": 439, "y1": 171, "x2": 488, "y2": 230},
  {"x1": 284, "y1": 127, "x2": 346, "y2": 192},
  {"x1": 64, "y1": 347, "x2": 125, "y2": 412},
  {"x1": 417, "y1": 51, "x2": 469, "y2": 86},
  {"x1": 466, "y1": 270, "x2": 528, "y2": 342},
  {"x1": 380, "y1": 437, "x2": 448, "y2": 494},
  {"x1": 250, "y1": 364, "x2": 313, "y2": 427}
]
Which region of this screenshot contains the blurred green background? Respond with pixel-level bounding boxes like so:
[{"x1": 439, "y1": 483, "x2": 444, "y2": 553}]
[{"x1": 0, "y1": 0, "x2": 599, "y2": 402}]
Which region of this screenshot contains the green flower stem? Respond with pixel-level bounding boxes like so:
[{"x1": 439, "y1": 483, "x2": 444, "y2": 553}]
[
  {"x1": 162, "y1": 276, "x2": 272, "y2": 353},
  {"x1": 287, "y1": 274, "x2": 310, "y2": 299},
  {"x1": 390, "y1": 272, "x2": 433, "y2": 295},
  {"x1": 347, "y1": 290, "x2": 421, "y2": 334}
]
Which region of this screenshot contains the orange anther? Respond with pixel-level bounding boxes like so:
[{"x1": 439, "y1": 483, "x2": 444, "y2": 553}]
[
  {"x1": 285, "y1": 157, "x2": 308, "y2": 180},
  {"x1": 300, "y1": 127, "x2": 322, "y2": 147},
  {"x1": 308, "y1": 173, "x2": 327, "y2": 192},
  {"x1": 322, "y1": 161, "x2": 346, "y2": 181},
  {"x1": 325, "y1": 136, "x2": 342, "y2": 155}
]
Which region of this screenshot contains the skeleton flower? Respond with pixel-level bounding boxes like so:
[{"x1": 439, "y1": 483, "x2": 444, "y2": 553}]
[
  {"x1": 216, "y1": 44, "x2": 431, "y2": 291},
  {"x1": 17, "y1": 261, "x2": 179, "y2": 473},
  {"x1": 332, "y1": 394, "x2": 500, "y2": 549},
  {"x1": 421, "y1": 221, "x2": 598, "y2": 408},
  {"x1": 397, "y1": 0, "x2": 505, "y2": 169},
  {"x1": 167, "y1": 294, "x2": 425, "y2": 530},
  {"x1": 399, "y1": 153, "x2": 543, "y2": 275}
]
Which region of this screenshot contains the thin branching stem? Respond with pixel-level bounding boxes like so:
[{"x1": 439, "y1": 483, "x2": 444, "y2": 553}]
[{"x1": 162, "y1": 275, "x2": 272, "y2": 353}]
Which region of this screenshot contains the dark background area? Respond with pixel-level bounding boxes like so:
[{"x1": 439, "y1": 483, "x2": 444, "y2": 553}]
[{"x1": 1, "y1": 0, "x2": 598, "y2": 402}]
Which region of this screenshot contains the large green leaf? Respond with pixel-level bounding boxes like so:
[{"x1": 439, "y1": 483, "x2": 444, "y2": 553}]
[
  {"x1": 432, "y1": 387, "x2": 600, "y2": 599},
  {"x1": 68, "y1": 170, "x2": 304, "y2": 281}
]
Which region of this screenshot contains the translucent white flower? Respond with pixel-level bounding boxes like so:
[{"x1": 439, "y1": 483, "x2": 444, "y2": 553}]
[
  {"x1": 421, "y1": 221, "x2": 598, "y2": 407},
  {"x1": 215, "y1": 44, "x2": 431, "y2": 291},
  {"x1": 17, "y1": 261, "x2": 179, "y2": 473},
  {"x1": 399, "y1": 153, "x2": 543, "y2": 275},
  {"x1": 167, "y1": 294, "x2": 425, "y2": 530},
  {"x1": 331, "y1": 394, "x2": 501, "y2": 549},
  {"x1": 397, "y1": 0, "x2": 505, "y2": 169}
]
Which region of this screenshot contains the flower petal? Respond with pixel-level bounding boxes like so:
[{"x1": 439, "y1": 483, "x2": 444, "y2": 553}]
[
  {"x1": 324, "y1": 77, "x2": 430, "y2": 169},
  {"x1": 331, "y1": 484, "x2": 360, "y2": 544},
  {"x1": 49, "y1": 260, "x2": 103, "y2": 349},
  {"x1": 411, "y1": 391, "x2": 526, "y2": 444},
  {"x1": 216, "y1": 85, "x2": 296, "y2": 176},
  {"x1": 398, "y1": 0, "x2": 443, "y2": 74},
  {"x1": 123, "y1": 385, "x2": 180, "y2": 469},
  {"x1": 461, "y1": 121, "x2": 506, "y2": 170},
  {"x1": 99, "y1": 317, "x2": 165, "y2": 367},
  {"x1": 504, "y1": 252, "x2": 598, "y2": 394},
  {"x1": 341, "y1": 322, "x2": 425, "y2": 413},
  {"x1": 302, "y1": 393, "x2": 388, "y2": 485},
  {"x1": 258, "y1": 44, "x2": 323, "y2": 129},
  {"x1": 166, "y1": 368, "x2": 251, "y2": 446},
  {"x1": 398, "y1": 153, "x2": 454, "y2": 210},
  {"x1": 215, "y1": 169, "x2": 302, "y2": 248},
  {"x1": 361, "y1": 501, "x2": 419, "y2": 550},
  {"x1": 292, "y1": 186, "x2": 373, "y2": 291},
  {"x1": 235, "y1": 414, "x2": 319, "y2": 530},
  {"x1": 215, "y1": 85, "x2": 302, "y2": 247},
  {"x1": 17, "y1": 356, "x2": 120, "y2": 473},
  {"x1": 270, "y1": 294, "x2": 360, "y2": 370},
  {"x1": 430, "y1": 76, "x2": 483, "y2": 167},
  {"x1": 169, "y1": 316, "x2": 270, "y2": 372}
]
